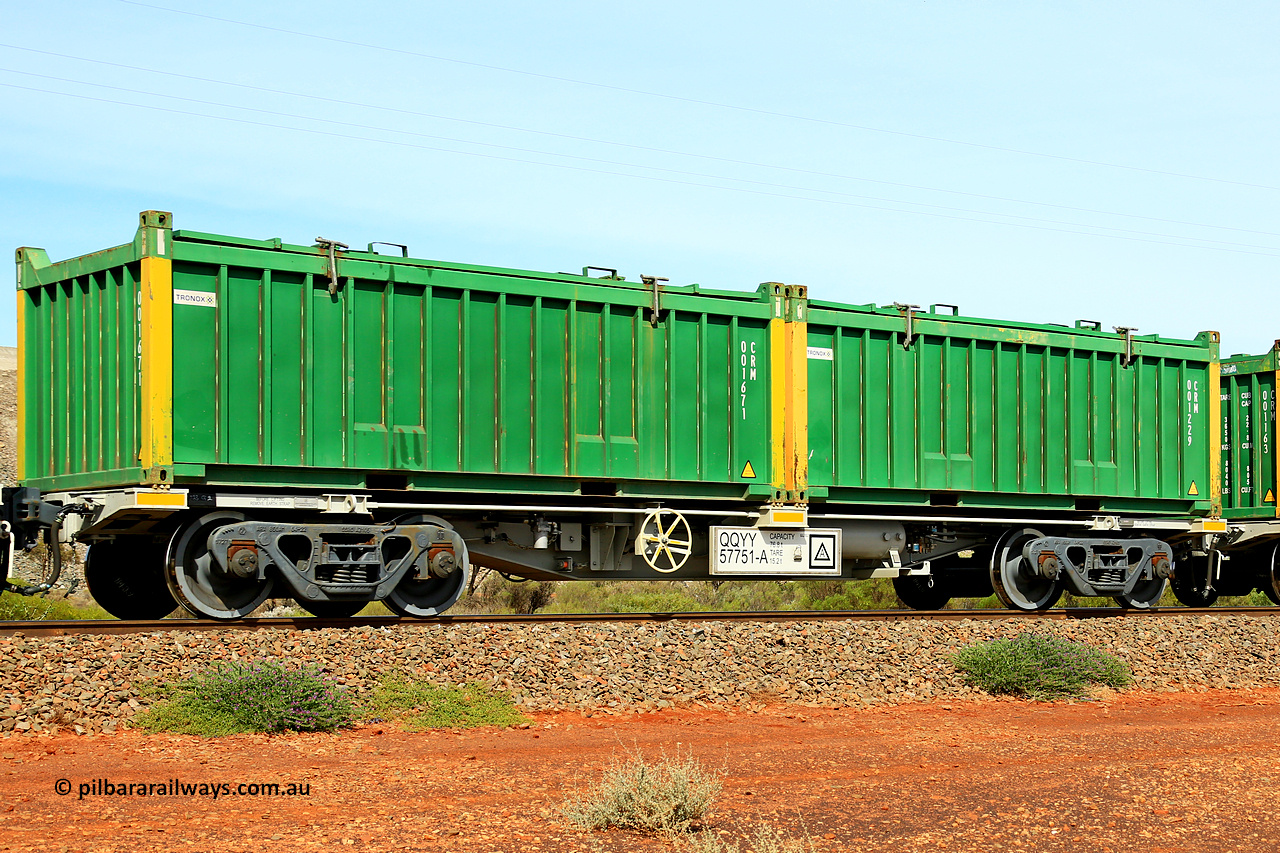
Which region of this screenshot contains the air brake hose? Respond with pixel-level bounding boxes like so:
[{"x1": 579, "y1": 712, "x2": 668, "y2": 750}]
[{"x1": 1, "y1": 519, "x2": 62, "y2": 597}]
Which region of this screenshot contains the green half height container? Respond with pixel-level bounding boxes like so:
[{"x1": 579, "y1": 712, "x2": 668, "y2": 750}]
[
  {"x1": 15, "y1": 212, "x2": 785, "y2": 503},
  {"x1": 804, "y1": 300, "x2": 1220, "y2": 515},
  {"x1": 1219, "y1": 343, "x2": 1280, "y2": 520}
]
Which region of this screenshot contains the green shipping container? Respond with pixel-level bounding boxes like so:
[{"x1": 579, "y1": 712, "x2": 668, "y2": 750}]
[
  {"x1": 15, "y1": 212, "x2": 784, "y2": 502},
  {"x1": 1219, "y1": 344, "x2": 1280, "y2": 520},
  {"x1": 804, "y1": 300, "x2": 1220, "y2": 515}
]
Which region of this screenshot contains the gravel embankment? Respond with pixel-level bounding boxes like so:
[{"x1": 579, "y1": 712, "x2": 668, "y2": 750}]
[{"x1": 2, "y1": 614, "x2": 1277, "y2": 735}]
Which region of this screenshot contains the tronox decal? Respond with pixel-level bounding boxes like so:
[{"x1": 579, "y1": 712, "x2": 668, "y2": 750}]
[{"x1": 174, "y1": 289, "x2": 217, "y2": 307}]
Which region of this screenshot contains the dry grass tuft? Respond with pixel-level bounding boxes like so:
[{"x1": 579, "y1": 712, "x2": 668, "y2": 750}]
[{"x1": 563, "y1": 748, "x2": 722, "y2": 835}]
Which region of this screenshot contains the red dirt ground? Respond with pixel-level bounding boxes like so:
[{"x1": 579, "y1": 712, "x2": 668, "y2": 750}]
[{"x1": 1, "y1": 688, "x2": 1278, "y2": 852}]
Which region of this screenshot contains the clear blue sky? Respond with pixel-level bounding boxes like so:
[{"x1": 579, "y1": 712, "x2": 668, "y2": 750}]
[{"x1": 2, "y1": 1, "x2": 1276, "y2": 355}]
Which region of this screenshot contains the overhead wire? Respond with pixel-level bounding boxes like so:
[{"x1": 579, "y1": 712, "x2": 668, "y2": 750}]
[
  {"x1": 4, "y1": 42, "x2": 1277, "y2": 240},
  {"x1": 6, "y1": 79, "x2": 1280, "y2": 259},
  {"x1": 7, "y1": 66, "x2": 1279, "y2": 251},
  {"x1": 10, "y1": 66, "x2": 1280, "y2": 252},
  {"x1": 114, "y1": 0, "x2": 1280, "y2": 193}
]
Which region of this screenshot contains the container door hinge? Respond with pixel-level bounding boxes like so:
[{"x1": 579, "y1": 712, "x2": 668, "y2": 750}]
[
  {"x1": 894, "y1": 302, "x2": 920, "y2": 350},
  {"x1": 642, "y1": 275, "x2": 669, "y2": 328},
  {"x1": 1114, "y1": 325, "x2": 1138, "y2": 367},
  {"x1": 315, "y1": 237, "x2": 349, "y2": 296}
]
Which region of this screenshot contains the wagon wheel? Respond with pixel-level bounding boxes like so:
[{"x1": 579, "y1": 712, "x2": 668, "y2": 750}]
[
  {"x1": 989, "y1": 528, "x2": 1063, "y2": 611},
  {"x1": 1170, "y1": 555, "x2": 1218, "y2": 607},
  {"x1": 85, "y1": 538, "x2": 179, "y2": 620},
  {"x1": 383, "y1": 515, "x2": 471, "y2": 618},
  {"x1": 1267, "y1": 544, "x2": 1280, "y2": 606},
  {"x1": 1114, "y1": 577, "x2": 1167, "y2": 609},
  {"x1": 1114, "y1": 550, "x2": 1171, "y2": 610},
  {"x1": 384, "y1": 566, "x2": 470, "y2": 618},
  {"x1": 892, "y1": 574, "x2": 951, "y2": 610},
  {"x1": 635, "y1": 509, "x2": 692, "y2": 574},
  {"x1": 166, "y1": 511, "x2": 275, "y2": 621}
]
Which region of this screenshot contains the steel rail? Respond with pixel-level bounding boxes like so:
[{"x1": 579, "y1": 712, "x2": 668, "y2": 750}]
[{"x1": 1, "y1": 607, "x2": 1277, "y2": 637}]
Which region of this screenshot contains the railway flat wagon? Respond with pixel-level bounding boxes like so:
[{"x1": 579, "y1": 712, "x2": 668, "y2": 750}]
[{"x1": 1, "y1": 212, "x2": 1228, "y2": 619}]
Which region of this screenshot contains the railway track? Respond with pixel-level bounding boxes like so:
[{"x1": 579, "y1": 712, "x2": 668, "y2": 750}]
[{"x1": 2, "y1": 606, "x2": 1277, "y2": 637}]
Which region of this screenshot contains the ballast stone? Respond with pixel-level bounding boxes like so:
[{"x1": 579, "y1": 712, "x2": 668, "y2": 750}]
[{"x1": 0, "y1": 614, "x2": 1277, "y2": 734}]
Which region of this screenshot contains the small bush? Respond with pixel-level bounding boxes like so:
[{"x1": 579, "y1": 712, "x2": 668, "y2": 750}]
[
  {"x1": 686, "y1": 825, "x2": 821, "y2": 853},
  {"x1": 543, "y1": 581, "x2": 703, "y2": 614},
  {"x1": 953, "y1": 633, "x2": 1131, "y2": 700},
  {"x1": 366, "y1": 677, "x2": 528, "y2": 730},
  {"x1": 0, "y1": 589, "x2": 111, "y2": 621},
  {"x1": 1245, "y1": 589, "x2": 1273, "y2": 607},
  {"x1": 563, "y1": 748, "x2": 722, "y2": 835},
  {"x1": 455, "y1": 572, "x2": 557, "y2": 614},
  {"x1": 794, "y1": 578, "x2": 904, "y2": 610},
  {"x1": 134, "y1": 661, "x2": 354, "y2": 736}
]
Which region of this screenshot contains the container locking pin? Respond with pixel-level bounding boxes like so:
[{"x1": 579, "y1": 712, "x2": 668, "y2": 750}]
[
  {"x1": 1114, "y1": 326, "x2": 1138, "y2": 367},
  {"x1": 893, "y1": 303, "x2": 920, "y2": 350},
  {"x1": 642, "y1": 275, "x2": 669, "y2": 328},
  {"x1": 315, "y1": 237, "x2": 349, "y2": 296}
]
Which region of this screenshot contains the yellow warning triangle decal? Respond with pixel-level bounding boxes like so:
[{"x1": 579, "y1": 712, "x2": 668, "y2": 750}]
[
  {"x1": 1267, "y1": 489, "x2": 1276, "y2": 503},
  {"x1": 1188, "y1": 481, "x2": 1199, "y2": 496},
  {"x1": 741, "y1": 460, "x2": 757, "y2": 479}
]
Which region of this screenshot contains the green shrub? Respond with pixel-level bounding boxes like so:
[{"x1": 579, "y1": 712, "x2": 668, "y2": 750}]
[
  {"x1": 454, "y1": 572, "x2": 557, "y2": 614},
  {"x1": 563, "y1": 748, "x2": 722, "y2": 835},
  {"x1": 953, "y1": 633, "x2": 1131, "y2": 700},
  {"x1": 133, "y1": 661, "x2": 354, "y2": 736},
  {"x1": 542, "y1": 581, "x2": 702, "y2": 614},
  {"x1": 0, "y1": 590, "x2": 111, "y2": 621},
  {"x1": 794, "y1": 578, "x2": 904, "y2": 610},
  {"x1": 947, "y1": 594, "x2": 1005, "y2": 610},
  {"x1": 1246, "y1": 589, "x2": 1273, "y2": 606},
  {"x1": 694, "y1": 581, "x2": 794, "y2": 611},
  {"x1": 366, "y1": 677, "x2": 528, "y2": 730}
]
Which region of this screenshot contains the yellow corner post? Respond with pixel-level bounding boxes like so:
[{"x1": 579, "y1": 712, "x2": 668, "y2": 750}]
[
  {"x1": 14, "y1": 290, "x2": 25, "y2": 481},
  {"x1": 1274, "y1": 362, "x2": 1280, "y2": 520},
  {"x1": 767, "y1": 283, "x2": 787, "y2": 493},
  {"x1": 785, "y1": 285, "x2": 808, "y2": 498},
  {"x1": 137, "y1": 211, "x2": 174, "y2": 483},
  {"x1": 1208, "y1": 359, "x2": 1221, "y2": 517}
]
